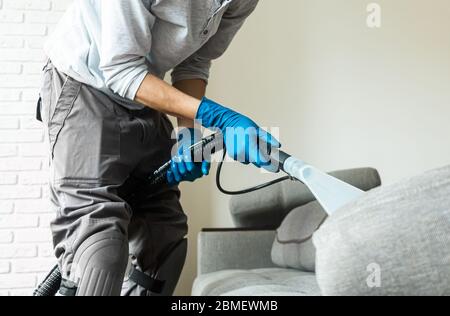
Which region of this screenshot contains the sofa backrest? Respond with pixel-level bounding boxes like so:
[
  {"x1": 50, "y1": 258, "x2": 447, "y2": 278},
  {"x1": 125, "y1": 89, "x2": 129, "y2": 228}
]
[{"x1": 229, "y1": 168, "x2": 381, "y2": 229}]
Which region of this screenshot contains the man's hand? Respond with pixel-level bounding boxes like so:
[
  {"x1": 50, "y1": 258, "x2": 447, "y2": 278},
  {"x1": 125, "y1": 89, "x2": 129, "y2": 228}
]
[
  {"x1": 196, "y1": 97, "x2": 281, "y2": 168},
  {"x1": 167, "y1": 128, "x2": 211, "y2": 186}
]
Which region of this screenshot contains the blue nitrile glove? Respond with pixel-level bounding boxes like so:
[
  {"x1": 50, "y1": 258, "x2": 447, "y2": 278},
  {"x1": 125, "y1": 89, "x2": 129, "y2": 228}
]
[
  {"x1": 196, "y1": 97, "x2": 281, "y2": 168},
  {"x1": 167, "y1": 128, "x2": 211, "y2": 186}
]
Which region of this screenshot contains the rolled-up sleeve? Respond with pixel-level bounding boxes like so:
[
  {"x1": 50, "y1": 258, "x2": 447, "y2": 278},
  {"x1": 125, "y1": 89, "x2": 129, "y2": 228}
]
[
  {"x1": 99, "y1": 0, "x2": 155, "y2": 101},
  {"x1": 171, "y1": 0, "x2": 259, "y2": 84}
]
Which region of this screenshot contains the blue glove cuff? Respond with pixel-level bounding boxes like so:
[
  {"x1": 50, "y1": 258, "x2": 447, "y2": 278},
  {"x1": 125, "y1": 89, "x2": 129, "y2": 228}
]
[{"x1": 196, "y1": 97, "x2": 236, "y2": 129}]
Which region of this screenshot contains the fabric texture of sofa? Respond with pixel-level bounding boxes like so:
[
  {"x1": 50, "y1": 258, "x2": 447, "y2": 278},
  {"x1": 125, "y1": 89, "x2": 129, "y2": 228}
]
[{"x1": 313, "y1": 165, "x2": 450, "y2": 296}]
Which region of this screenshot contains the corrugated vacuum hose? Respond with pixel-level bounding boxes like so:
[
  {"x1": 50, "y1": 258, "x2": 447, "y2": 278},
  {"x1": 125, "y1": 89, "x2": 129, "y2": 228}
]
[{"x1": 33, "y1": 264, "x2": 61, "y2": 296}]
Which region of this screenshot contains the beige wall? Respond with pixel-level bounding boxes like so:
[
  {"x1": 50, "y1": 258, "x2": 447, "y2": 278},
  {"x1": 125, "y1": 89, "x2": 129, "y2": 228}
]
[{"x1": 175, "y1": 0, "x2": 450, "y2": 295}]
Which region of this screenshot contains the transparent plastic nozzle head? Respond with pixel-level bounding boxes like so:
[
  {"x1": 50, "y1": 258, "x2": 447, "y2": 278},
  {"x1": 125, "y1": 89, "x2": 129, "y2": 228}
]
[{"x1": 283, "y1": 157, "x2": 365, "y2": 215}]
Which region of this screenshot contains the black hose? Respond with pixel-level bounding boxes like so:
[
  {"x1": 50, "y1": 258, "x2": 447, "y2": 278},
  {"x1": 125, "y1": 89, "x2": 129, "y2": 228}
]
[
  {"x1": 215, "y1": 149, "x2": 292, "y2": 195},
  {"x1": 33, "y1": 264, "x2": 61, "y2": 296},
  {"x1": 148, "y1": 132, "x2": 294, "y2": 195}
]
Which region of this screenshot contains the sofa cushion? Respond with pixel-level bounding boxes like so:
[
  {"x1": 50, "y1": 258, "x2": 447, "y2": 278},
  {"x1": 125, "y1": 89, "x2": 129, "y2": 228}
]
[
  {"x1": 192, "y1": 268, "x2": 320, "y2": 296},
  {"x1": 271, "y1": 201, "x2": 327, "y2": 272},
  {"x1": 313, "y1": 165, "x2": 450, "y2": 296}
]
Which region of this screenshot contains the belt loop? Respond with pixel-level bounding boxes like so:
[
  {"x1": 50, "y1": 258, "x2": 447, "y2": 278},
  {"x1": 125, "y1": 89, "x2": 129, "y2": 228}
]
[
  {"x1": 42, "y1": 58, "x2": 51, "y2": 71},
  {"x1": 36, "y1": 96, "x2": 43, "y2": 122}
]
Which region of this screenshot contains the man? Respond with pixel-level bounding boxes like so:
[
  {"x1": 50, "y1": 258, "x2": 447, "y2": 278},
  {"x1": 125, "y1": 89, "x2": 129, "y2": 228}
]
[{"x1": 39, "y1": 0, "x2": 279, "y2": 296}]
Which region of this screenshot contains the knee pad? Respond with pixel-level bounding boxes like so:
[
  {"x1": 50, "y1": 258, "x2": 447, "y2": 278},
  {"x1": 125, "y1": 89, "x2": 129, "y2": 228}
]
[
  {"x1": 65, "y1": 230, "x2": 129, "y2": 296},
  {"x1": 128, "y1": 238, "x2": 187, "y2": 296}
]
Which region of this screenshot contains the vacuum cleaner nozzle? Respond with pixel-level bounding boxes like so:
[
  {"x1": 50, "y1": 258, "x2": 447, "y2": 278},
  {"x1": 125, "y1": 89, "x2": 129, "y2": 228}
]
[{"x1": 282, "y1": 157, "x2": 365, "y2": 215}]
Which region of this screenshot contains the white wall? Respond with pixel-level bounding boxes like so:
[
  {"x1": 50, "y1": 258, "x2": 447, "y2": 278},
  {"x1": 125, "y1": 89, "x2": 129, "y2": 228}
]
[
  {"x1": 1, "y1": 0, "x2": 450, "y2": 296},
  {"x1": 0, "y1": 0, "x2": 72, "y2": 295}
]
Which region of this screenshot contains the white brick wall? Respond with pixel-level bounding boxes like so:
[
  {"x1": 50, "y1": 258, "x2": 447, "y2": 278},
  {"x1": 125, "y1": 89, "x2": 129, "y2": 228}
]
[{"x1": 0, "y1": 0, "x2": 72, "y2": 296}]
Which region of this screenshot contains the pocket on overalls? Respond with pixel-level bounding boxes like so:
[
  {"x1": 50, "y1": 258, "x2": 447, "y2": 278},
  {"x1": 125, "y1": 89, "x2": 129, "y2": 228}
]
[
  {"x1": 38, "y1": 60, "x2": 54, "y2": 125},
  {"x1": 47, "y1": 75, "x2": 82, "y2": 159}
]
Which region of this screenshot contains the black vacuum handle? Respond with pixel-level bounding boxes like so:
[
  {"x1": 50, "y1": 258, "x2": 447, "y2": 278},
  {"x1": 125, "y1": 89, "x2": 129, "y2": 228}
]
[
  {"x1": 147, "y1": 133, "x2": 291, "y2": 186},
  {"x1": 147, "y1": 133, "x2": 223, "y2": 186}
]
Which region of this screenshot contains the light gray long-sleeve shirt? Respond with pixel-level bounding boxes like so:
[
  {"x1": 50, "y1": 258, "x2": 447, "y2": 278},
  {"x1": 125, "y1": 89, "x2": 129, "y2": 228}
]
[{"x1": 44, "y1": 0, "x2": 259, "y2": 110}]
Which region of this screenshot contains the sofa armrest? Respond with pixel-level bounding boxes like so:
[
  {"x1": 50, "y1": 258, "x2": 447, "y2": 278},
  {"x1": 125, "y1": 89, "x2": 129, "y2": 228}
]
[{"x1": 197, "y1": 229, "x2": 277, "y2": 275}]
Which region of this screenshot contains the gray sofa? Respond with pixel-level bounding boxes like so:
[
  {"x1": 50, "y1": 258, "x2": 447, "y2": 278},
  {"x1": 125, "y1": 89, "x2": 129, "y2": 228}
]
[{"x1": 193, "y1": 166, "x2": 450, "y2": 296}]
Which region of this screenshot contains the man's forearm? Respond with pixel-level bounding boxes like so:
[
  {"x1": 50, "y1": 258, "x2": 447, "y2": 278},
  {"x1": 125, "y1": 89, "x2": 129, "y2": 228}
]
[
  {"x1": 173, "y1": 79, "x2": 207, "y2": 128},
  {"x1": 135, "y1": 74, "x2": 201, "y2": 120}
]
